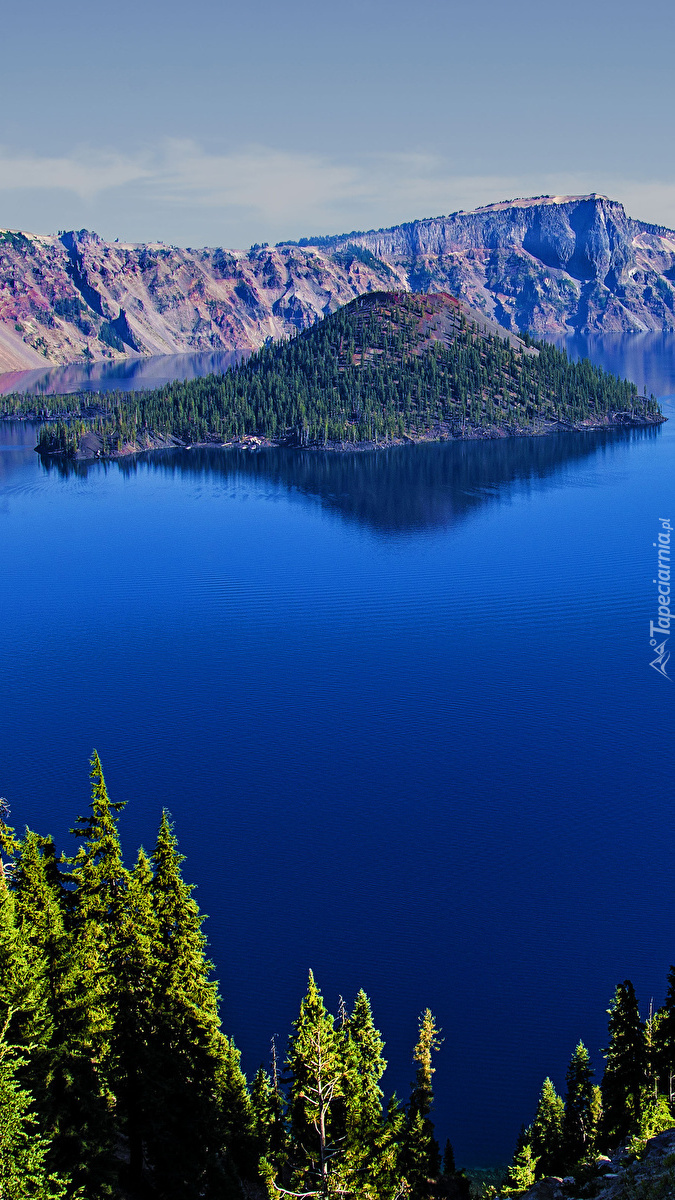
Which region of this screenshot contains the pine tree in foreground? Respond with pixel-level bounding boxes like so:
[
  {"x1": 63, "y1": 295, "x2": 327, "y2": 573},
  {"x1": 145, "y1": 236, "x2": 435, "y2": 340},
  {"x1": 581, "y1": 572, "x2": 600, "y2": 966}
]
[
  {"x1": 529, "y1": 1077, "x2": 564, "y2": 1178},
  {"x1": 107, "y1": 847, "x2": 158, "y2": 1191},
  {"x1": 13, "y1": 828, "x2": 115, "y2": 1194},
  {"x1": 600, "y1": 979, "x2": 645, "y2": 1149},
  {"x1": 562, "y1": 1042, "x2": 597, "y2": 1167},
  {"x1": 0, "y1": 1033, "x2": 69, "y2": 1200},
  {"x1": 338, "y1": 988, "x2": 388, "y2": 1192},
  {"x1": 654, "y1": 965, "x2": 675, "y2": 1101},
  {"x1": 502, "y1": 1144, "x2": 538, "y2": 1196},
  {"x1": 401, "y1": 1009, "x2": 442, "y2": 1199},
  {"x1": 146, "y1": 810, "x2": 231, "y2": 1199},
  {"x1": 284, "y1": 971, "x2": 344, "y2": 1196}
]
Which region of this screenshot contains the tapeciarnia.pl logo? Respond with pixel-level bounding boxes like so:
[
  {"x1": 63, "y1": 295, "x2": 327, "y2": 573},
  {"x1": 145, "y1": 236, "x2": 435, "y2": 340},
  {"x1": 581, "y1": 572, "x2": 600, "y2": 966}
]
[{"x1": 650, "y1": 517, "x2": 672, "y2": 679}]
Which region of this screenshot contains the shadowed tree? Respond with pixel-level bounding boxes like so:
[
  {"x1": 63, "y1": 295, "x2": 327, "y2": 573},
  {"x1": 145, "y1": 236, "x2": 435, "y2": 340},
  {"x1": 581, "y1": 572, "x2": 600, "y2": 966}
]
[
  {"x1": 13, "y1": 828, "x2": 114, "y2": 1192},
  {"x1": 562, "y1": 1042, "x2": 596, "y2": 1167},
  {"x1": 0, "y1": 1034, "x2": 69, "y2": 1200},
  {"x1": 600, "y1": 980, "x2": 645, "y2": 1148},
  {"x1": 654, "y1": 966, "x2": 675, "y2": 1101},
  {"x1": 147, "y1": 809, "x2": 237, "y2": 1199}
]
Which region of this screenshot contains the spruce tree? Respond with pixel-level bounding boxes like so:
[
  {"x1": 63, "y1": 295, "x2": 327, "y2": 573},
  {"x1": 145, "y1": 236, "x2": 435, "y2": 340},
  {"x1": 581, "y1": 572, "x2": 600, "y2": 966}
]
[
  {"x1": 64, "y1": 751, "x2": 131, "y2": 1194},
  {"x1": 0, "y1": 844, "x2": 50, "y2": 1058},
  {"x1": 251, "y1": 1067, "x2": 277, "y2": 1158},
  {"x1": 147, "y1": 810, "x2": 231, "y2": 1199},
  {"x1": 0, "y1": 1038, "x2": 69, "y2": 1200},
  {"x1": 654, "y1": 965, "x2": 675, "y2": 1100},
  {"x1": 502, "y1": 1144, "x2": 538, "y2": 1196},
  {"x1": 343, "y1": 989, "x2": 387, "y2": 1140},
  {"x1": 68, "y1": 751, "x2": 129, "y2": 1059},
  {"x1": 251, "y1": 1040, "x2": 287, "y2": 1169},
  {"x1": 439, "y1": 1140, "x2": 471, "y2": 1200},
  {"x1": 600, "y1": 980, "x2": 645, "y2": 1148},
  {"x1": 107, "y1": 847, "x2": 158, "y2": 1190},
  {"x1": 530, "y1": 1077, "x2": 564, "y2": 1178},
  {"x1": 285, "y1": 971, "x2": 344, "y2": 1196},
  {"x1": 402, "y1": 1010, "x2": 442, "y2": 1199},
  {"x1": 12, "y1": 829, "x2": 114, "y2": 1193},
  {"x1": 364, "y1": 1093, "x2": 407, "y2": 1200},
  {"x1": 337, "y1": 990, "x2": 390, "y2": 1196},
  {"x1": 562, "y1": 1042, "x2": 596, "y2": 1167},
  {"x1": 217, "y1": 1034, "x2": 257, "y2": 1180}
]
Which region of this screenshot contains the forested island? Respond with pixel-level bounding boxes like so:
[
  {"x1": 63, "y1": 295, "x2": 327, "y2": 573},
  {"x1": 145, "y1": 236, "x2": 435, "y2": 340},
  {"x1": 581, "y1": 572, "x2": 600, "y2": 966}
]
[
  {"x1": 0, "y1": 292, "x2": 664, "y2": 462},
  {"x1": 1, "y1": 754, "x2": 675, "y2": 1200}
]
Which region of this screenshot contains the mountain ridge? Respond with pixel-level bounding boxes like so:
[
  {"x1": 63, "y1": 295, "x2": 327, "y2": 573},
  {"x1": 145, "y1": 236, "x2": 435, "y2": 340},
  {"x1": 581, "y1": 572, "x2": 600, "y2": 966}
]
[{"x1": 1, "y1": 194, "x2": 675, "y2": 372}]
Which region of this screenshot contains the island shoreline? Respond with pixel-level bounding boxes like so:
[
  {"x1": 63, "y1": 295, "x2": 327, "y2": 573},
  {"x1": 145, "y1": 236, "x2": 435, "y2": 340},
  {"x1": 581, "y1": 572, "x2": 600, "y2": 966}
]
[{"x1": 24, "y1": 410, "x2": 666, "y2": 463}]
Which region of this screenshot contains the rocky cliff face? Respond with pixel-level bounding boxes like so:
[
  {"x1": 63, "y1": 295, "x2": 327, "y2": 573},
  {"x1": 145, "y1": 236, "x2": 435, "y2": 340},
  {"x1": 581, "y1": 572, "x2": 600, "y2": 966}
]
[
  {"x1": 306, "y1": 194, "x2": 675, "y2": 338},
  {"x1": 1, "y1": 195, "x2": 675, "y2": 372},
  {"x1": 0, "y1": 231, "x2": 406, "y2": 371}
]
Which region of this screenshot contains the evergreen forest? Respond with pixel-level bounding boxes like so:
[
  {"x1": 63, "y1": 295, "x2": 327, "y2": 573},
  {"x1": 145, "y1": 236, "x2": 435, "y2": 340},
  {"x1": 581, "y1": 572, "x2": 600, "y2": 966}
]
[
  {"x1": 2, "y1": 755, "x2": 675, "y2": 1200},
  {"x1": 0, "y1": 293, "x2": 661, "y2": 459}
]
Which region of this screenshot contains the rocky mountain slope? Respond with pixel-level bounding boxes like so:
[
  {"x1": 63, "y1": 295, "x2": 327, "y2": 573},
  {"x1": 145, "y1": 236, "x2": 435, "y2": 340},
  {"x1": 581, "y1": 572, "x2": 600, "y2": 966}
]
[
  {"x1": 1, "y1": 195, "x2": 675, "y2": 372},
  {"x1": 516, "y1": 1127, "x2": 675, "y2": 1200},
  {"x1": 297, "y1": 194, "x2": 675, "y2": 339},
  {"x1": 0, "y1": 229, "x2": 405, "y2": 372}
]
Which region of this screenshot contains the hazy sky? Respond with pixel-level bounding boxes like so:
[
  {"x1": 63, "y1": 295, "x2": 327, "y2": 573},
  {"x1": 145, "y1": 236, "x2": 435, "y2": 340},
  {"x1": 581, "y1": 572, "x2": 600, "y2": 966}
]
[{"x1": 1, "y1": 0, "x2": 673, "y2": 247}]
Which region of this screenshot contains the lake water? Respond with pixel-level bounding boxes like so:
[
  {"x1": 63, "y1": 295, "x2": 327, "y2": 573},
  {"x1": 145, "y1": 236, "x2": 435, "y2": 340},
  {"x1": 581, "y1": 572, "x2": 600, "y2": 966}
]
[
  {"x1": 0, "y1": 348, "x2": 246, "y2": 396},
  {"x1": 1, "y1": 338, "x2": 675, "y2": 1168}
]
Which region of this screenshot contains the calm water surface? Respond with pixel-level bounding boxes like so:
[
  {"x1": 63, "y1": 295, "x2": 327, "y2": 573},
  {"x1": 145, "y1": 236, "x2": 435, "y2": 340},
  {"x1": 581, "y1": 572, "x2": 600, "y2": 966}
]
[
  {"x1": 0, "y1": 349, "x2": 246, "y2": 396},
  {"x1": 1, "y1": 338, "x2": 675, "y2": 1166}
]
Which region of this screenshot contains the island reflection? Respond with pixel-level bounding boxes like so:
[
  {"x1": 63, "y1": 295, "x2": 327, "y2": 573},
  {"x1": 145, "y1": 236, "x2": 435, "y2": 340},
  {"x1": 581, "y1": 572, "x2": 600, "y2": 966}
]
[{"x1": 41, "y1": 426, "x2": 660, "y2": 535}]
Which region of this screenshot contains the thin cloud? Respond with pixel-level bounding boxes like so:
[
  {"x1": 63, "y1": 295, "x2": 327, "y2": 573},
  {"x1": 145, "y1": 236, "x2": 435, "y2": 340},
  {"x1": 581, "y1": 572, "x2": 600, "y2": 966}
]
[
  {"x1": 0, "y1": 141, "x2": 674, "y2": 240},
  {"x1": 0, "y1": 148, "x2": 150, "y2": 200}
]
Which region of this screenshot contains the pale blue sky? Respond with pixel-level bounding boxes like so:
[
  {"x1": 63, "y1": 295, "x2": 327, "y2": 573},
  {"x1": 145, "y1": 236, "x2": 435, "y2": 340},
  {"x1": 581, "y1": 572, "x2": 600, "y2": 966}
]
[{"x1": 2, "y1": 0, "x2": 673, "y2": 246}]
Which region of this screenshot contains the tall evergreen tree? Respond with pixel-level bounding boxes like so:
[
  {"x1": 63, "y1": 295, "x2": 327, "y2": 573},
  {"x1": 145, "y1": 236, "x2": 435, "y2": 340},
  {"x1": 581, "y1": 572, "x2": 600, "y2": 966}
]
[
  {"x1": 402, "y1": 1010, "x2": 442, "y2": 1199},
  {"x1": 337, "y1": 990, "x2": 391, "y2": 1197},
  {"x1": 251, "y1": 1067, "x2": 278, "y2": 1159},
  {"x1": 526, "y1": 1075, "x2": 562, "y2": 1176},
  {"x1": 251, "y1": 1040, "x2": 287, "y2": 1170},
  {"x1": 562, "y1": 1042, "x2": 596, "y2": 1167},
  {"x1": 107, "y1": 847, "x2": 158, "y2": 1190},
  {"x1": 285, "y1": 971, "x2": 344, "y2": 1196},
  {"x1": 68, "y1": 751, "x2": 128, "y2": 1060},
  {"x1": 530, "y1": 1077, "x2": 564, "y2": 1178},
  {"x1": 654, "y1": 966, "x2": 675, "y2": 1101},
  {"x1": 69, "y1": 751, "x2": 128, "y2": 928},
  {"x1": 147, "y1": 810, "x2": 231, "y2": 1199},
  {"x1": 13, "y1": 829, "x2": 114, "y2": 1193},
  {"x1": 0, "y1": 1037, "x2": 69, "y2": 1200},
  {"x1": 217, "y1": 1034, "x2": 257, "y2": 1182},
  {"x1": 342, "y1": 989, "x2": 386, "y2": 1140},
  {"x1": 502, "y1": 1144, "x2": 538, "y2": 1196},
  {"x1": 0, "y1": 849, "x2": 50, "y2": 1058},
  {"x1": 600, "y1": 980, "x2": 645, "y2": 1148}
]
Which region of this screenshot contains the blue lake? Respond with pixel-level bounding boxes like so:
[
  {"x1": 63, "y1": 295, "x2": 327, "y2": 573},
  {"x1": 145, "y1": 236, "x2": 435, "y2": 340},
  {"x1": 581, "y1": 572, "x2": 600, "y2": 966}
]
[
  {"x1": 0, "y1": 349, "x2": 246, "y2": 396},
  {"x1": 1, "y1": 338, "x2": 675, "y2": 1168}
]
